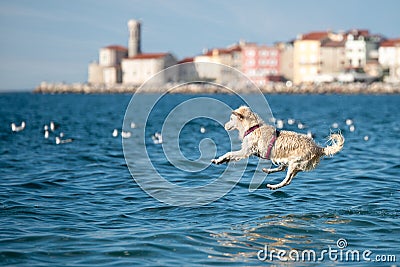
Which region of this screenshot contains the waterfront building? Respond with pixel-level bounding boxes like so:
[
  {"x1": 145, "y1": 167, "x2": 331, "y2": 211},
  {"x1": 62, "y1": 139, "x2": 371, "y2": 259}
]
[
  {"x1": 379, "y1": 38, "x2": 400, "y2": 82},
  {"x1": 241, "y1": 43, "x2": 280, "y2": 86},
  {"x1": 88, "y1": 45, "x2": 128, "y2": 85},
  {"x1": 177, "y1": 57, "x2": 199, "y2": 82},
  {"x1": 193, "y1": 43, "x2": 243, "y2": 85},
  {"x1": 128, "y1": 19, "x2": 141, "y2": 57},
  {"x1": 86, "y1": 19, "x2": 394, "y2": 89},
  {"x1": 276, "y1": 42, "x2": 294, "y2": 82},
  {"x1": 319, "y1": 33, "x2": 346, "y2": 82},
  {"x1": 88, "y1": 19, "x2": 178, "y2": 86},
  {"x1": 87, "y1": 62, "x2": 103, "y2": 85},
  {"x1": 121, "y1": 53, "x2": 178, "y2": 85},
  {"x1": 344, "y1": 29, "x2": 381, "y2": 69},
  {"x1": 293, "y1": 31, "x2": 329, "y2": 84}
]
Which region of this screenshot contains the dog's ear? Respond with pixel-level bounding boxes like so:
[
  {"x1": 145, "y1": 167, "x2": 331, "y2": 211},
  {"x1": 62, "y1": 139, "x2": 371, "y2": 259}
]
[{"x1": 232, "y1": 111, "x2": 244, "y2": 120}]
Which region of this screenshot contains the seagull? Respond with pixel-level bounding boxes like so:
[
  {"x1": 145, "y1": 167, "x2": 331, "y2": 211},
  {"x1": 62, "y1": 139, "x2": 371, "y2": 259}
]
[
  {"x1": 200, "y1": 126, "x2": 206, "y2": 133},
  {"x1": 152, "y1": 132, "x2": 162, "y2": 144},
  {"x1": 50, "y1": 121, "x2": 59, "y2": 132},
  {"x1": 332, "y1": 122, "x2": 339, "y2": 129},
  {"x1": 121, "y1": 131, "x2": 132, "y2": 139},
  {"x1": 43, "y1": 125, "x2": 50, "y2": 138},
  {"x1": 55, "y1": 136, "x2": 73, "y2": 144},
  {"x1": 11, "y1": 121, "x2": 26, "y2": 132},
  {"x1": 112, "y1": 129, "x2": 118, "y2": 137},
  {"x1": 276, "y1": 119, "x2": 284, "y2": 129},
  {"x1": 297, "y1": 122, "x2": 306, "y2": 129},
  {"x1": 345, "y1": 119, "x2": 353, "y2": 126}
]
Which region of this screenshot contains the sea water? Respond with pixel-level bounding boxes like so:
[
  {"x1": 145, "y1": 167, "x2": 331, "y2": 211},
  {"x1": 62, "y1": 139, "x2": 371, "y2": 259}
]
[{"x1": 0, "y1": 93, "x2": 399, "y2": 266}]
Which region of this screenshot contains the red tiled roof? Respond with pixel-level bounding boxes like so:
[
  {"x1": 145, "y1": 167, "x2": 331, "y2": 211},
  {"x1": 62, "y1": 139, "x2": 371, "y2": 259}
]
[
  {"x1": 104, "y1": 45, "x2": 128, "y2": 51},
  {"x1": 380, "y1": 38, "x2": 400, "y2": 47},
  {"x1": 301, "y1": 31, "x2": 329, "y2": 41},
  {"x1": 227, "y1": 45, "x2": 242, "y2": 52},
  {"x1": 178, "y1": 57, "x2": 194, "y2": 63},
  {"x1": 202, "y1": 45, "x2": 242, "y2": 56},
  {"x1": 127, "y1": 52, "x2": 168, "y2": 59}
]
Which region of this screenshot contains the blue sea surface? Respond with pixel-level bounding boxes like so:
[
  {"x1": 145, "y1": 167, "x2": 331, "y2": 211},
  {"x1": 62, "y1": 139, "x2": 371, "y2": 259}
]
[{"x1": 0, "y1": 93, "x2": 399, "y2": 266}]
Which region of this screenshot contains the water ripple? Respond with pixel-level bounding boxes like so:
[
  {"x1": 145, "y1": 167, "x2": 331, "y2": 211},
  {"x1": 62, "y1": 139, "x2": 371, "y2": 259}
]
[{"x1": 0, "y1": 94, "x2": 399, "y2": 266}]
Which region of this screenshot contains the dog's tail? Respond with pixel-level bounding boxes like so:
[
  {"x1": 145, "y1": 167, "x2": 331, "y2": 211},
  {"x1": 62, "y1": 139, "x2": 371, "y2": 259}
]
[{"x1": 323, "y1": 133, "x2": 345, "y2": 156}]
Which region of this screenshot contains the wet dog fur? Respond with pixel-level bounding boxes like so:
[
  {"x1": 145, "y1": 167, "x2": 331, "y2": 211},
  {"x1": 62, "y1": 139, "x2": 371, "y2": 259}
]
[{"x1": 211, "y1": 106, "x2": 344, "y2": 190}]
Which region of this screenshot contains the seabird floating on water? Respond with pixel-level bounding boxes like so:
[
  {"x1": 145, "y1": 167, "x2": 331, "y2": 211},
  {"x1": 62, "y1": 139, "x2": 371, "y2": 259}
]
[
  {"x1": 276, "y1": 119, "x2": 284, "y2": 129},
  {"x1": 55, "y1": 136, "x2": 73, "y2": 145},
  {"x1": 287, "y1": 118, "x2": 295, "y2": 125},
  {"x1": 346, "y1": 119, "x2": 353, "y2": 126},
  {"x1": 121, "y1": 131, "x2": 132, "y2": 138},
  {"x1": 11, "y1": 121, "x2": 25, "y2": 132},
  {"x1": 50, "y1": 121, "x2": 59, "y2": 132},
  {"x1": 152, "y1": 132, "x2": 162, "y2": 144}
]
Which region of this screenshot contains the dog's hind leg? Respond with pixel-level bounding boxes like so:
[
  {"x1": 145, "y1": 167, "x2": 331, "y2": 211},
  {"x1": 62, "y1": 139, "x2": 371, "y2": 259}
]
[
  {"x1": 262, "y1": 165, "x2": 287, "y2": 174},
  {"x1": 285, "y1": 169, "x2": 299, "y2": 186},
  {"x1": 267, "y1": 164, "x2": 298, "y2": 190}
]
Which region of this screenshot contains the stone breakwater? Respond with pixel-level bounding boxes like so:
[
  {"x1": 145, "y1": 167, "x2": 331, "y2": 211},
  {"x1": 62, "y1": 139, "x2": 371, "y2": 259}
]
[{"x1": 34, "y1": 81, "x2": 400, "y2": 94}]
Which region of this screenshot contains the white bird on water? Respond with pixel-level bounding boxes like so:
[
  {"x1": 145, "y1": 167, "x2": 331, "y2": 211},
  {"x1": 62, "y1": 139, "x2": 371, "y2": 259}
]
[
  {"x1": 50, "y1": 121, "x2": 59, "y2": 132},
  {"x1": 112, "y1": 129, "x2": 118, "y2": 137},
  {"x1": 287, "y1": 118, "x2": 296, "y2": 125},
  {"x1": 121, "y1": 131, "x2": 132, "y2": 139},
  {"x1": 55, "y1": 136, "x2": 73, "y2": 145},
  {"x1": 346, "y1": 119, "x2": 353, "y2": 126},
  {"x1": 297, "y1": 122, "x2": 306, "y2": 130},
  {"x1": 43, "y1": 125, "x2": 49, "y2": 138},
  {"x1": 200, "y1": 126, "x2": 206, "y2": 133},
  {"x1": 276, "y1": 119, "x2": 284, "y2": 129},
  {"x1": 152, "y1": 132, "x2": 162, "y2": 144},
  {"x1": 11, "y1": 121, "x2": 26, "y2": 132}
]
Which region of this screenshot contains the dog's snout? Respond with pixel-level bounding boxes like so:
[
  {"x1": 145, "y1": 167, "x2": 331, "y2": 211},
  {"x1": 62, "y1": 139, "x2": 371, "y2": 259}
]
[{"x1": 225, "y1": 121, "x2": 235, "y2": 131}]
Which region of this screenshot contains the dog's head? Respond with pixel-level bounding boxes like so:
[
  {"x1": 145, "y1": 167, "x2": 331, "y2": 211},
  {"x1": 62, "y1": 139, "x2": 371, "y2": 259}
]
[{"x1": 225, "y1": 106, "x2": 256, "y2": 131}]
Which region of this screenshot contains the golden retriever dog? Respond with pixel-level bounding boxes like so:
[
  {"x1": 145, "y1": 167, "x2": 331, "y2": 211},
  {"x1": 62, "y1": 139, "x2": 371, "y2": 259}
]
[{"x1": 211, "y1": 106, "x2": 344, "y2": 190}]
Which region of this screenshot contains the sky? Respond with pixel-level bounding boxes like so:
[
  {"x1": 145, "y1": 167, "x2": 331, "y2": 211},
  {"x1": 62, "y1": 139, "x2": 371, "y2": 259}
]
[{"x1": 0, "y1": 0, "x2": 399, "y2": 91}]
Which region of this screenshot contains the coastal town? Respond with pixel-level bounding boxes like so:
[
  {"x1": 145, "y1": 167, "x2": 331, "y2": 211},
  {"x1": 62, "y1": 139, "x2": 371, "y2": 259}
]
[{"x1": 35, "y1": 19, "x2": 400, "y2": 94}]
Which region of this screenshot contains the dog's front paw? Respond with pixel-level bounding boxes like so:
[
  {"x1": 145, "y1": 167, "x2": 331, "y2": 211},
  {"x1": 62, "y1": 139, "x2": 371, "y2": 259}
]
[
  {"x1": 211, "y1": 158, "x2": 222, "y2": 164},
  {"x1": 267, "y1": 184, "x2": 279, "y2": 190},
  {"x1": 211, "y1": 157, "x2": 228, "y2": 165}
]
